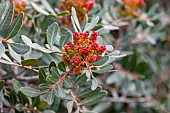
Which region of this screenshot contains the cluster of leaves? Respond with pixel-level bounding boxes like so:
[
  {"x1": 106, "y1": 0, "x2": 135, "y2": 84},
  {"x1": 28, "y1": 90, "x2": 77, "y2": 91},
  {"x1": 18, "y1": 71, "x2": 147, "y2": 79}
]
[{"x1": 0, "y1": 0, "x2": 170, "y2": 113}]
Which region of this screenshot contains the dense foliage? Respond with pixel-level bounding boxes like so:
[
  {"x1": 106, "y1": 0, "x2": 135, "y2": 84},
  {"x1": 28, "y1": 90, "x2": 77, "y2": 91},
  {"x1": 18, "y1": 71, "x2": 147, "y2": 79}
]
[{"x1": 0, "y1": 0, "x2": 170, "y2": 113}]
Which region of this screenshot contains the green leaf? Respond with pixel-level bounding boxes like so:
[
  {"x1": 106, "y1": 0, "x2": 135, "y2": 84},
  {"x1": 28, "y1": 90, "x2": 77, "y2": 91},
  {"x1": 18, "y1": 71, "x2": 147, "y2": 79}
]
[
  {"x1": 84, "y1": 16, "x2": 99, "y2": 32},
  {"x1": 93, "y1": 64, "x2": 113, "y2": 74},
  {"x1": 60, "y1": 31, "x2": 72, "y2": 49},
  {"x1": 12, "y1": 78, "x2": 22, "y2": 93},
  {"x1": 71, "y1": 7, "x2": 81, "y2": 32},
  {"x1": 46, "y1": 90, "x2": 55, "y2": 105},
  {"x1": 0, "y1": 3, "x2": 14, "y2": 31},
  {"x1": 0, "y1": 42, "x2": 5, "y2": 59},
  {"x1": 18, "y1": 91, "x2": 29, "y2": 105},
  {"x1": 75, "y1": 73, "x2": 87, "y2": 86},
  {"x1": 8, "y1": 44, "x2": 21, "y2": 63},
  {"x1": 16, "y1": 104, "x2": 24, "y2": 112},
  {"x1": 77, "y1": 87, "x2": 102, "y2": 98},
  {"x1": 20, "y1": 87, "x2": 42, "y2": 97},
  {"x1": 6, "y1": 12, "x2": 23, "y2": 39},
  {"x1": 47, "y1": 22, "x2": 58, "y2": 48},
  {"x1": 39, "y1": 68, "x2": 46, "y2": 83},
  {"x1": 32, "y1": 96, "x2": 40, "y2": 107},
  {"x1": 37, "y1": 101, "x2": 48, "y2": 111},
  {"x1": 58, "y1": 62, "x2": 66, "y2": 72},
  {"x1": 49, "y1": 61, "x2": 56, "y2": 73},
  {"x1": 21, "y1": 58, "x2": 38, "y2": 66},
  {"x1": 51, "y1": 67, "x2": 60, "y2": 79},
  {"x1": 0, "y1": 4, "x2": 7, "y2": 21},
  {"x1": 57, "y1": 85, "x2": 66, "y2": 98},
  {"x1": 63, "y1": 78, "x2": 73, "y2": 88},
  {"x1": 46, "y1": 75, "x2": 56, "y2": 84},
  {"x1": 0, "y1": 80, "x2": 5, "y2": 90},
  {"x1": 82, "y1": 110, "x2": 98, "y2": 113},
  {"x1": 39, "y1": 83, "x2": 50, "y2": 91},
  {"x1": 31, "y1": 2, "x2": 49, "y2": 15},
  {"x1": 50, "y1": 97, "x2": 60, "y2": 112},
  {"x1": 43, "y1": 110, "x2": 55, "y2": 113},
  {"x1": 80, "y1": 91, "x2": 107, "y2": 106},
  {"x1": 57, "y1": 11, "x2": 69, "y2": 16},
  {"x1": 10, "y1": 43, "x2": 30, "y2": 54},
  {"x1": 91, "y1": 77, "x2": 98, "y2": 90},
  {"x1": 9, "y1": 92, "x2": 17, "y2": 105},
  {"x1": 93, "y1": 56, "x2": 109, "y2": 66},
  {"x1": 41, "y1": 0, "x2": 55, "y2": 14},
  {"x1": 67, "y1": 101, "x2": 74, "y2": 113}
]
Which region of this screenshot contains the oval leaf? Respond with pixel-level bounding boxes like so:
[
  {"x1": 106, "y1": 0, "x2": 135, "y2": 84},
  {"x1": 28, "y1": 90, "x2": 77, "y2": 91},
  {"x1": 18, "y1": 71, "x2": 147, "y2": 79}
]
[
  {"x1": 21, "y1": 58, "x2": 38, "y2": 66},
  {"x1": 10, "y1": 43, "x2": 30, "y2": 54},
  {"x1": 20, "y1": 87, "x2": 42, "y2": 97}
]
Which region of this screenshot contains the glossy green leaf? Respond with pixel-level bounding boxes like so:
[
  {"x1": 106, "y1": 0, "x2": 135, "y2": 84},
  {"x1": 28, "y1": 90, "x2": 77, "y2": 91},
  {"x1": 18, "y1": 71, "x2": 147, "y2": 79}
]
[
  {"x1": 51, "y1": 67, "x2": 60, "y2": 79},
  {"x1": 58, "y1": 62, "x2": 66, "y2": 72},
  {"x1": 60, "y1": 31, "x2": 72, "y2": 49},
  {"x1": 10, "y1": 43, "x2": 30, "y2": 54},
  {"x1": 46, "y1": 75, "x2": 56, "y2": 84},
  {"x1": 39, "y1": 83, "x2": 50, "y2": 91},
  {"x1": 20, "y1": 87, "x2": 42, "y2": 97},
  {"x1": 0, "y1": 80, "x2": 5, "y2": 90},
  {"x1": 9, "y1": 92, "x2": 17, "y2": 105},
  {"x1": 93, "y1": 64, "x2": 113, "y2": 74},
  {"x1": 47, "y1": 22, "x2": 58, "y2": 48},
  {"x1": 80, "y1": 91, "x2": 107, "y2": 106},
  {"x1": 93, "y1": 56, "x2": 109, "y2": 66},
  {"x1": 21, "y1": 58, "x2": 38, "y2": 66},
  {"x1": 0, "y1": 3, "x2": 14, "y2": 31},
  {"x1": 49, "y1": 61, "x2": 56, "y2": 73},
  {"x1": 6, "y1": 12, "x2": 23, "y2": 39},
  {"x1": 57, "y1": 11, "x2": 69, "y2": 16},
  {"x1": 67, "y1": 101, "x2": 74, "y2": 113},
  {"x1": 46, "y1": 90, "x2": 55, "y2": 105},
  {"x1": 18, "y1": 91, "x2": 29, "y2": 105},
  {"x1": 39, "y1": 68, "x2": 46, "y2": 83},
  {"x1": 0, "y1": 42, "x2": 5, "y2": 59},
  {"x1": 32, "y1": 96, "x2": 40, "y2": 107}
]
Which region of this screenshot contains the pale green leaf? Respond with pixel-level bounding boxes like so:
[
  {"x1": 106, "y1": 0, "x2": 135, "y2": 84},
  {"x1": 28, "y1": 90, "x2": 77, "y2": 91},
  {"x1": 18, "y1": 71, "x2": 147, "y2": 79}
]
[
  {"x1": 47, "y1": 22, "x2": 58, "y2": 48},
  {"x1": 10, "y1": 43, "x2": 30, "y2": 54},
  {"x1": 0, "y1": 3, "x2": 14, "y2": 31},
  {"x1": 20, "y1": 87, "x2": 42, "y2": 97},
  {"x1": 67, "y1": 101, "x2": 74, "y2": 113},
  {"x1": 31, "y1": 2, "x2": 49, "y2": 15},
  {"x1": 0, "y1": 42, "x2": 5, "y2": 59},
  {"x1": 6, "y1": 12, "x2": 23, "y2": 39},
  {"x1": 46, "y1": 90, "x2": 55, "y2": 105}
]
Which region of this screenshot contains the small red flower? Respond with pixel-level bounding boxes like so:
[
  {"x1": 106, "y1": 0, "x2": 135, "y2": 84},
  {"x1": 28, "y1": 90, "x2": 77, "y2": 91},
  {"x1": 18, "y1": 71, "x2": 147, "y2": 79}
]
[
  {"x1": 62, "y1": 31, "x2": 106, "y2": 74},
  {"x1": 59, "y1": 0, "x2": 96, "y2": 24}
]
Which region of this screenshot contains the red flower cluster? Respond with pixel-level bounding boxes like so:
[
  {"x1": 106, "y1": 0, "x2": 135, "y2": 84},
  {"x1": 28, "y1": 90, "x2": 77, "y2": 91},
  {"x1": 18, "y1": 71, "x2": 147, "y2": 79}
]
[
  {"x1": 10, "y1": 0, "x2": 26, "y2": 15},
  {"x1": 116, "y1": 0, "x2": 144, "y2": 17},
  {"x1": 59, "y1": 0, "x2": 95, "y2": 24},
  {"x1": 123, "y1": 0, "x2": 144, "y2": 9},
  {"x1": 62, "y1": 31, "x2": 106, "y2": 74}
]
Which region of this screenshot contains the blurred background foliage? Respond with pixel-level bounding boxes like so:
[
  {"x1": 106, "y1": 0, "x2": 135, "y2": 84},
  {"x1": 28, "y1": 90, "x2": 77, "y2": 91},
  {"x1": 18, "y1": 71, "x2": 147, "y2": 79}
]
[{"x1": 0, "y1": 0, "x2": 170, "y2": 113}]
